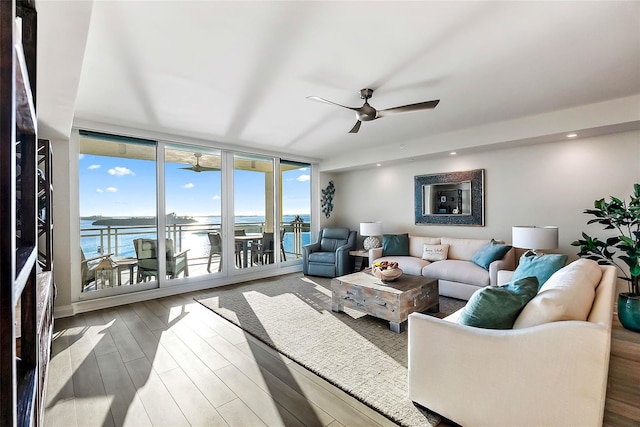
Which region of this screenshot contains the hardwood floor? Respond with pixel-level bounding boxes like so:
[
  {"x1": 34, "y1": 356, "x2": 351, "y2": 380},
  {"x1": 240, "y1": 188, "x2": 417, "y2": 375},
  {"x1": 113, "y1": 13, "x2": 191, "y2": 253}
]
[
  {"x1": 44, "y1": 292, "x2": 400, "y2": 427},
  {"x1": 603, "y1": 311, "x2": 640, "y2": 427},
  {"x1": 45, "y1": 290, "x2": 640, "y2": 427}
]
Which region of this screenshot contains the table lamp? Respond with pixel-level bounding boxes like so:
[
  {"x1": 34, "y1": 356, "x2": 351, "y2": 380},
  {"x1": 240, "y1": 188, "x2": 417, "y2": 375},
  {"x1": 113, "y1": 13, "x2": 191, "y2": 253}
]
[
  {"x1": 512, "y1": 226, "x2": 559, "y2": 254},
  {"x1": 360, "y1": 222, "x2": 383, "y2": 250}
]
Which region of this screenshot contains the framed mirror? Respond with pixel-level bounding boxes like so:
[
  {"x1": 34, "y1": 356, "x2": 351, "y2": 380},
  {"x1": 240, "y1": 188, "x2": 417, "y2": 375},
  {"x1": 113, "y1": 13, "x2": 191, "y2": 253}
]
[{"x1": 414, "y1": 169, "x2": 485, "y2": 226}]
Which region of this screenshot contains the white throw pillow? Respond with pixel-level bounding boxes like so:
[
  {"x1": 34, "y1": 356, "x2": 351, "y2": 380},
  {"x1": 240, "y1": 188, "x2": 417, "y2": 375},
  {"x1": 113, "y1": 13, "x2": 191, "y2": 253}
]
[
  {"x1": 422, "y1": 244, "x2": 449, "y2": 261},
  {"x1": 513, "y1": 258, "x2": 602, "y2": 329}
]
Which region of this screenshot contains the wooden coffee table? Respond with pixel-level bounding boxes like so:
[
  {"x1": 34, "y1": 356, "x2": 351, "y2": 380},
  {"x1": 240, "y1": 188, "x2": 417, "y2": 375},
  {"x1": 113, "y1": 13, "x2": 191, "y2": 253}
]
[{"x1": 331, "y1": 271, "x2": 439, "y2": 333}]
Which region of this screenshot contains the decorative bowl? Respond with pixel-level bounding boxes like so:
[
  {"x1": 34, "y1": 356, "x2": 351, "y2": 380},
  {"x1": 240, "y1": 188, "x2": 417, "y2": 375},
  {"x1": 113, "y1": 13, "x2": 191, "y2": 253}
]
[{"x1": 372, "y1": 266, "x2": 403, "y2": 282}]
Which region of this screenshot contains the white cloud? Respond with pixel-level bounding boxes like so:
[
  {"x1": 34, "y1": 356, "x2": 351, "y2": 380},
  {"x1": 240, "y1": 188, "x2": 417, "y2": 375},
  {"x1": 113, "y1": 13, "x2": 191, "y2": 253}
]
[
  {"x1": 296, "y1": 174, "x2": 310, "y2": 182},
  {"x1": 108, "y1": 166, "x2": 134, "y2": 176},
  {"x1": 183, "y1": 183, "x2": 195, "y2": 189},
  {"x1": 106, "y1": 187, "x2": 118, "y2": 192},
  {"x1": 96, "y1": 188, "x2": 103, "y2": 193},
  {"x1": 78, "y1": 154, "x2": 85, "y2": 160},
  {"x1": 212, "y1": 195, "x2": 221, "y2": 200},
  {"x1": 88, "y1": 164, "x2": 101, "y2": 170}
]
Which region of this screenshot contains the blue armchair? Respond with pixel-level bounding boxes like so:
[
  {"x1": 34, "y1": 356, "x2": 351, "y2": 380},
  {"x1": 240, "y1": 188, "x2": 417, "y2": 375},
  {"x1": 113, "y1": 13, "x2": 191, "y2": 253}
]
[{"x1": 303, "y1": 228, "x2": 357, "y2": 278}]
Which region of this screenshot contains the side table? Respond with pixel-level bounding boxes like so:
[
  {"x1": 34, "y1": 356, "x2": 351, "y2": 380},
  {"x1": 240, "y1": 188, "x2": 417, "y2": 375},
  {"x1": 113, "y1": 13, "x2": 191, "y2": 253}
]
[{"x1": 349, "y1": 250, "x2": 370, "y2": 271}]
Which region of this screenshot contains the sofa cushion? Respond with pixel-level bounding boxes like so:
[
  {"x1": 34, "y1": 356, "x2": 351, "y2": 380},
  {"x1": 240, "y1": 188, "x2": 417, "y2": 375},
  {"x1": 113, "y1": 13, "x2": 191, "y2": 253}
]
[
  {"x1": 471, "y1": 239, "x2": 512, "y2": 270},
  {"x1": 513, "y1": 259, "x2": 602, "y2": 329},
  {"x1": 440, "y1": 237, "x2": 489, "y2": 261},
  {"x1": 457, "y1": 276, "x2": 539, "y2": 329},
  {"x1": 409, "y1": 236, "x2": 441, "y2": 258},
  {"x1": 374, "y1": 255, "x2": 430, "y2": 276},
  {"x1": 422, "y1": 259, "x2": 491, "y2": 287},
  {"x1": 422, "y1": 244, "x2": 449, "y2": 261},
  {"x1": 512, "y1": 252, "x2": 568, "y2": 289},
  {"x1": 382, "y1": 233, "x2": 410, "y2": 256}
]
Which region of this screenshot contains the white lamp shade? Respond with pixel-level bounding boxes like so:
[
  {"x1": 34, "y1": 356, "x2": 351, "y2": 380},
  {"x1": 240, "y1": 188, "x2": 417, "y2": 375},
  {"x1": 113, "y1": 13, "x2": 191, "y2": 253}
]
[
  {"x1": 360, "y1": 222, "x2": 383, "y2": 237},
  {"x1": 512, "y1": 226, "x2": 559, "y2": 250}
]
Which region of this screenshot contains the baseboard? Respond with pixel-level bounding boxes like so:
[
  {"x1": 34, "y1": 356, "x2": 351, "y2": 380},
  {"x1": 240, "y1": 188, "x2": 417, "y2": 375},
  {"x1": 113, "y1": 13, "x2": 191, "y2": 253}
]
[{"x1": 53, "y1": 304, "x2": 74, "y2": 319}]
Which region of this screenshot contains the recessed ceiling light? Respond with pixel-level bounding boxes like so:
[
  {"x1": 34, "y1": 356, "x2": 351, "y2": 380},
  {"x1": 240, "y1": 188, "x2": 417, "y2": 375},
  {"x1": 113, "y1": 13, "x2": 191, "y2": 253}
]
[
  {"x1": 566, "y1": 133, "x2": 578, "y2": 138},
  {"x1": 376, "y1": 163, "x2": 382, "y2": 167},
  {"x1": 450, "y1": 152, "x2": 457, "y2": 155}
]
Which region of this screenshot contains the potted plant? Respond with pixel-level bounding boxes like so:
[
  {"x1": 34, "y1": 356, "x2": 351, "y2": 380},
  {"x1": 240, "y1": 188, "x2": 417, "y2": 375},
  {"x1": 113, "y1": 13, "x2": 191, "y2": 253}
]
[{"x1": 572, "y1": 183, "x2": 640, "y2": 332}]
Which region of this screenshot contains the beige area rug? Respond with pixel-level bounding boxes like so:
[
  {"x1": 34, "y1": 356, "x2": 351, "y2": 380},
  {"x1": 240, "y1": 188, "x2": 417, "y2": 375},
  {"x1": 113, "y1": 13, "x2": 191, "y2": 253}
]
[{"x1": 196, "y1": 273, "x2": 466, "y2": 427}]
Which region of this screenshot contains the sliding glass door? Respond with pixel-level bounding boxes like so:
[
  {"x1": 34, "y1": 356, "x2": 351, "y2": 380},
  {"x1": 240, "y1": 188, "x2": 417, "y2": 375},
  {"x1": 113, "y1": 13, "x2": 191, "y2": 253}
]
[
  {"x1": 164, "y1": 145, "x2": 223, "y2": 279},
  {"x1": 233, "y1": 154, "x2": 275, "y2": 270},
  {"x1": 79, "y1": 131, "x2": 158, "y2": 296},
  {"x1": 232, "y1": 156, "x2": 311, "y2": 269},
  {"x1": 78, "y1": 129, "x2": 313, "y2": 300},
  {"x1": 280, "y1": 160, "x2": 311, "y2": 263}
]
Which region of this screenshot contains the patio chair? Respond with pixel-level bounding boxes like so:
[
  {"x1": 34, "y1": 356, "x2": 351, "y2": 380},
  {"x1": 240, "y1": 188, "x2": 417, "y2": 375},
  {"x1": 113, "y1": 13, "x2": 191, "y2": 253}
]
[
  {"x1": 280, "y1": 228, "x2": 287, "y2": 261},
  {"x1": 252, "y1": 232, "x2": 274, "y2": 265},
  {"x1": 234, "y1": 229, "x2": 246, "y2": 267},
  {"x1": 207, "y1": 232, "x2": 222, "y2": 272},
  {"x1": 133, "y1": 238, "x2": 189, "y2": 282}
]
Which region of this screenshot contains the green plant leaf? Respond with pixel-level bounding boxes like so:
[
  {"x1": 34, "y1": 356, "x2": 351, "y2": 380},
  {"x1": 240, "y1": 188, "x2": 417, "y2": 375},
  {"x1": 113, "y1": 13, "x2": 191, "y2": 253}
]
[
  {"x1": 576, "y1": 184, "x2": 640, "y2": 282},
  {"x1": 610, "y1": 196, "x2": 624, "y2": 204},
  {"x1": 605, "y1": 238, "x2": 621, "y2": 247},
  {"x1": 619, "y1": 235, "x2": 635, "y2": 246},
  {"x1": 630, "y1": 263, "x2": 640, "y2": 277}
]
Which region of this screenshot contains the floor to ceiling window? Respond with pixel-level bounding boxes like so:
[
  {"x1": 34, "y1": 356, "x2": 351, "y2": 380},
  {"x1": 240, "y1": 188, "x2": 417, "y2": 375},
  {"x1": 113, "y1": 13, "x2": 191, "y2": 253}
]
[
  {"x1": 79, "y1": 131, "x2": 158, "y2": 296},
  {"x1": 280, "y1": 160, "x2": 311, "y2": 263},
  {"x1": 233, "y1": 154, "x2": 275, "y2": 270},
  {"x1": 164, "y1": 145, "x2": 223, "y2": 278},
  {"x1": 78, "y1": 129, "x2": 313, "y2": 300}
]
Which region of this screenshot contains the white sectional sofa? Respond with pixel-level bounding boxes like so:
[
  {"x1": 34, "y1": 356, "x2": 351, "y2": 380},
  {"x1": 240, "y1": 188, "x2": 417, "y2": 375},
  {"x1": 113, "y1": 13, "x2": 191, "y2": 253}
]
[
  {"x1": 407, "y1": 260, "x2": 617, "y2": 427},
  {"x1": 369, "y1": 235, "x2": 515, "y2": 300}
]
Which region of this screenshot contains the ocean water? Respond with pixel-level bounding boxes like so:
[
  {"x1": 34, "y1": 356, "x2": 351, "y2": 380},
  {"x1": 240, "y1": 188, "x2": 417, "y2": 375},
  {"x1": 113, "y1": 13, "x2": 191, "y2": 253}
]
[{"x1": 80, "y1": 214, "x2": 311, "y2": 259}]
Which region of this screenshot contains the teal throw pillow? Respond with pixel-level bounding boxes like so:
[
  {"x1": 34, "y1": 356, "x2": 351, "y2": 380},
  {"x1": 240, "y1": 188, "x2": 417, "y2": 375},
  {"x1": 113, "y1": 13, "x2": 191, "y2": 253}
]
[
  {"x1": 382, "y1": 233, "x2": 409, "y2": 256},
  {"x1": 512, "y1": 252, "x2": 568, "y2": 289},
  {"x1": 457, "y1": 276, "x2": 539, "y2": 329},
  {"x1": 471, "y1": 239, "x2": 512, "y2": 270}
]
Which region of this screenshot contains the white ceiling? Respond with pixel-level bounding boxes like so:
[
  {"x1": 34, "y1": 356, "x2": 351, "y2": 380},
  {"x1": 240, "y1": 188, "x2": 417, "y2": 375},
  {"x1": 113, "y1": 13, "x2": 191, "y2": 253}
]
[{"x1": 37, "y1": 1, "x2": 640, "y2": 171}]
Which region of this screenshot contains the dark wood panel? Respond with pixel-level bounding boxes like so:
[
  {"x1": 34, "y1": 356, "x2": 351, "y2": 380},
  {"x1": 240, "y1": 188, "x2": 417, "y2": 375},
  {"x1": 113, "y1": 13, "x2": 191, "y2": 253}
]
[{"x1": 1, "y1": 2, "x2": 47, "y2": 426}]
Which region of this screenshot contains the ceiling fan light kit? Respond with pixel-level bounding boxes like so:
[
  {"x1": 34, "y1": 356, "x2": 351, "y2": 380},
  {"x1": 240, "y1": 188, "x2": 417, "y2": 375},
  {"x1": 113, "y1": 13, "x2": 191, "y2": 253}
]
[{"x1": 307, "y1": 88, "x2": 439, "y2": 134}]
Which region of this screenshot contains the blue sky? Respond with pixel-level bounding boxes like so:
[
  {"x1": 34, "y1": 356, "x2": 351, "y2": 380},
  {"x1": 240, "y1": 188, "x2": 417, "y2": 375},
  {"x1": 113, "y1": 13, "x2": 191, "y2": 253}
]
[{"x1": 79, "y1": 154, "x2": 310, "y2": 217}]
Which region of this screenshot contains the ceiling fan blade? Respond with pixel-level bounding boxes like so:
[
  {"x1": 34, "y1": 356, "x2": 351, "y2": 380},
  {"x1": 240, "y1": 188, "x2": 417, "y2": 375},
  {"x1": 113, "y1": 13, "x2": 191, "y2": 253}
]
[
  {"x1": 348, "y1": 120, "x2": 362, "y2": 134},
  {"x1": 376, "y1": 99, "x2": 440, "y2": 118},
  {"x1": 179, "y1": 166, "x2": 220, "y2": 172},
  {"x1": 306, "y1": 96, "x2": 359, "y2": 111}
]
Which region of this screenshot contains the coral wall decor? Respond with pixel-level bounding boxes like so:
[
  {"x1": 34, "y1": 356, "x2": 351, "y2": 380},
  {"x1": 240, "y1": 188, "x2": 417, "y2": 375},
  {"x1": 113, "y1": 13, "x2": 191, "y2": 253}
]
[{"x1": 321, "y1": 180, "x2": 335, "y2": 218}]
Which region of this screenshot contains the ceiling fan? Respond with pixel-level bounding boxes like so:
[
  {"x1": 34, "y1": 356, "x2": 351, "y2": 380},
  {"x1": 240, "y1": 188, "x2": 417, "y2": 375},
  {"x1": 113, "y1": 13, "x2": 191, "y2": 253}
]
[
  {"x1": 180, "y1": 153, "x2": 220, "y2": 172},
  {"x1": 307, "y1": 88, "x2": 439, "y2": 134}
]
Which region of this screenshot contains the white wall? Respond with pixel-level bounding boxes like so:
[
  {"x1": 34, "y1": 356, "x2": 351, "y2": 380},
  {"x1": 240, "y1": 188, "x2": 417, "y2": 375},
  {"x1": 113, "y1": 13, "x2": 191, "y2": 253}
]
[
  {"x1": 329, "y1": 131, "x2": 640, "y2": 266},
  {"x1": 51, "y1": 135, "x2": 76, "y2": 317},
  {"x1": 318, "y1": 173, "x2": 340, "y2": 230}
]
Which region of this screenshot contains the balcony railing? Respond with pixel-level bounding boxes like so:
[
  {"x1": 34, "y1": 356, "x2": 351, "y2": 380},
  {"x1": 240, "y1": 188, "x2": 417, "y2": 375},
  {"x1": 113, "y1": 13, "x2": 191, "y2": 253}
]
[{"x1": 80, "y1": 221, "x2": 310, "y2": 264}]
